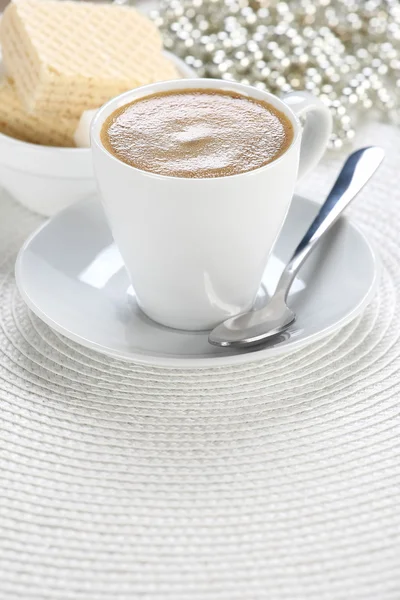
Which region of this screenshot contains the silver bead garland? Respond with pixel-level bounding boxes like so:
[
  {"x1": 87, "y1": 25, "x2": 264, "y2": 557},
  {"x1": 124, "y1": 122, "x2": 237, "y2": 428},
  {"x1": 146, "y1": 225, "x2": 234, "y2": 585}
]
[{"x1": 152, "y1": 0, "x2": 400, "y2": 149}]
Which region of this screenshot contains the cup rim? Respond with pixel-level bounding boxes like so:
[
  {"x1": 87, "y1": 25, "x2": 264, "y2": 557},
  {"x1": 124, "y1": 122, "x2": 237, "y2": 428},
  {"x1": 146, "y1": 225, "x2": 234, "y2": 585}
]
[{"x1": 91, "y1": 78, "x2": 302, "y2": 182}]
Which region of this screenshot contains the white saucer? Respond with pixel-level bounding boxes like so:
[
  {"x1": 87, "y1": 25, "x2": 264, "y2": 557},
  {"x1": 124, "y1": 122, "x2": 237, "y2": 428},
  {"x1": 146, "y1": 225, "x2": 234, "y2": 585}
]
[{"x1": 16, "y1": 194, "x2": 379, "y2": 368}]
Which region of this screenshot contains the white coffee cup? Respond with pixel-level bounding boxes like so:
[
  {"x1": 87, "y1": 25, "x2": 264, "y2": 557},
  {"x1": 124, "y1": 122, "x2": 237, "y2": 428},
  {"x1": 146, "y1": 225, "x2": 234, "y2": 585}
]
[{"x1": 91, "y1": 79, "x2": 332, "y2": 331}]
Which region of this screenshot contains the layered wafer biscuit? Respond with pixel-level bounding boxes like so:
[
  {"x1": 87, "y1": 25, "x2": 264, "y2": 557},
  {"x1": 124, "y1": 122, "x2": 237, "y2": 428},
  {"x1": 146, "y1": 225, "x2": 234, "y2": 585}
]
[
  {"x1": 0, "y1": 0, "x2": 179, "y2": 117},
  {"x1": 0, "y1": 78, "x2": 79, "y2": 146}
]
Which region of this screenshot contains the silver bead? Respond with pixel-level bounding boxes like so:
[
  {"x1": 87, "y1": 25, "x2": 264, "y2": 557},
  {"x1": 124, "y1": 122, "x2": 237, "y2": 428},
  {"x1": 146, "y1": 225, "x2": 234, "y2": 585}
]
[
  {"x1": 281, "y1": 83, "x2": 293, "y2": 94},
  {"x1": 281, "y1": 57, "x2": 292, "y2": 69},
  {"x1": 236, "y1": 56, "x2": 251, "y2": 72},
  {"x1": 221, "y1": 72, "x2": 236, "y2": 81},
  {"x1": 256, "y1": 8, "x2": 269, "y2": 21},
  {"x1": 289, "y1": 76, "x2": 302, "y2": 89}
]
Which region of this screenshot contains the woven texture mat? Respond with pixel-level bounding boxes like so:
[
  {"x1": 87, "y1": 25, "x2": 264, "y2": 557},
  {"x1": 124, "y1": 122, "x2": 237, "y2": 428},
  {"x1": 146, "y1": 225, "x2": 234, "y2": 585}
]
[{"x1": 0, "y1": 123, "x2": 399, "y2": 599}]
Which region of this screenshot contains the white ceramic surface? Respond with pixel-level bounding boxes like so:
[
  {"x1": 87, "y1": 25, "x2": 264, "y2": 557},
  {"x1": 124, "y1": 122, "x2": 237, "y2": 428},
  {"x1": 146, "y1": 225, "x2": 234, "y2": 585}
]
[
  {"x1": 15, "y1": 193, "x2": 378, "y2": 368},
  {"x1": 92, "y1": 79, "x2": 332, "y2": 331},
  {"x1": 0, "y1": 52, "x2": 196, "y2": 217}
]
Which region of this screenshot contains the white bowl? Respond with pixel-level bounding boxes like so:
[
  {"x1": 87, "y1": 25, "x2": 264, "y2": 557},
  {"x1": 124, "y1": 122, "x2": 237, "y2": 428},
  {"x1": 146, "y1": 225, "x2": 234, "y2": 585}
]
[{"x1": 0, "y1": 52, "x2": 197, "y2": 217}]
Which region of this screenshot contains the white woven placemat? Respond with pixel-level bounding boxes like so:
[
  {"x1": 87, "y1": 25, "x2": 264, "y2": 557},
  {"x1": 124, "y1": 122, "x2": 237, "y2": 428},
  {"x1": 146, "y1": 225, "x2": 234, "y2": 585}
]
[{"x1": 0, "y1": 122, "x2": 399, "y2": 599}]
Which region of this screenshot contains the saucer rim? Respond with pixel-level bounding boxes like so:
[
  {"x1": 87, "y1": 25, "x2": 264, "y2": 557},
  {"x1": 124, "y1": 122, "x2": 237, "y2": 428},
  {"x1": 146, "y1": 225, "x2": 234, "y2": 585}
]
[{"x1": 15, "y1": 196, "x2": 380, "y2": 369}]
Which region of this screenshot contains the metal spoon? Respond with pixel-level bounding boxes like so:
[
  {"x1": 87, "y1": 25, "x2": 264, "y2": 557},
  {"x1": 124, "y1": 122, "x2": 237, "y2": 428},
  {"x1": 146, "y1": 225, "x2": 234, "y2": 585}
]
[{"x1": 209, "y1": 146, "x2": 385, "y2": 349}]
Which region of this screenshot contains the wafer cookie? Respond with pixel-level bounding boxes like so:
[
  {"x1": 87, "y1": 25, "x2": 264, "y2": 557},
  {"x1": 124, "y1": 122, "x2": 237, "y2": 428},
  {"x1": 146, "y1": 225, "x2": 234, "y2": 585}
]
[
  {"x1": 0, "y1": 78, "x2": 79, "y2": 146},
  {"x1": 1, "y1": 0, "x2": 179, "y2": 117}
]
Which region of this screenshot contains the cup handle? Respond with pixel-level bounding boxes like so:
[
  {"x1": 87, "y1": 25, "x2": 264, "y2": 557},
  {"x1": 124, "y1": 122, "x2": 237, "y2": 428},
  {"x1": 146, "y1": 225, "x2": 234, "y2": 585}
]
[{"x1": 283, "y1": 91, "x2": 332, "y2": 180}]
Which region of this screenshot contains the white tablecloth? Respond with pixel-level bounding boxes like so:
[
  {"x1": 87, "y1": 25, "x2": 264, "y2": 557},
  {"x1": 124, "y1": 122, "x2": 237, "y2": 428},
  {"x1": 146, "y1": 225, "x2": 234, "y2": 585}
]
[{"x1": 0, "y1": 122, "x2": 399, "y2": 599}]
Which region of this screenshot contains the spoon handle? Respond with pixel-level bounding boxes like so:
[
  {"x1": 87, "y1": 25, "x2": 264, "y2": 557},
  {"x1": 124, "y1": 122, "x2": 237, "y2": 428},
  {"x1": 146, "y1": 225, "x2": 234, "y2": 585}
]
[{"x1": 275, "y1": 146, "x2": 385, "y2": 300}]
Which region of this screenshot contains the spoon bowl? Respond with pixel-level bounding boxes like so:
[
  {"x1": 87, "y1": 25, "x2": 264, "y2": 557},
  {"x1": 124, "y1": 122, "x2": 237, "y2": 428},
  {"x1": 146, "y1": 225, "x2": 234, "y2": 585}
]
[{"x1": 210, "y1": 297, "x2": 295, "y2": 348}]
